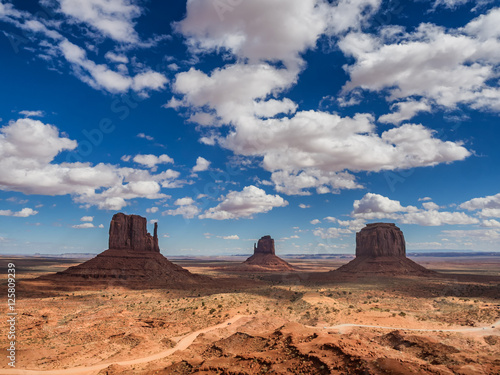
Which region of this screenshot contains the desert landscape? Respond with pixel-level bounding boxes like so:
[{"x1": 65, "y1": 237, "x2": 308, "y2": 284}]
[{"x1": 1, "y1": 215, "x2": 499, "y2": 375}]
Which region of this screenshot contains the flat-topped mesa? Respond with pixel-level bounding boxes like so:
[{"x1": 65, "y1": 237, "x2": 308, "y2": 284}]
[
  {"x1": 253, "y1": 235, "x2": 275, "y2": 255},
  {"x1": 356, "y1": 222, "x2": 405, "y2": 258},
  {"x1": 108, "y1": 213, "x2": 159, "y2": 252}
]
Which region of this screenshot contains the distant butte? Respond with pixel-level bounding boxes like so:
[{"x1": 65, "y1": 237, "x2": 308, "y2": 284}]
[
  {"x1": 45, "y1": 213, "x2": 208, "y2": 286},
  {"x1": 332, "y1": 223, "x2": 434, "y2": 276},
  {"x1": 243, "y1": 235, "x2": 295, "y2": 271}
]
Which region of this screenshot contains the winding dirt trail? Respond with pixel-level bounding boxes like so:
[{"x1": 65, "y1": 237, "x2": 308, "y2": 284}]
[
  {"x1": 2, "y1": 316, "x2": 498, "y2": 374},
  {"x1": 312, "y1": 318, "x2": 500, "y2": 334},
  {"x1": 0, "y1": 315, "x2": 252, "y2": 375}
]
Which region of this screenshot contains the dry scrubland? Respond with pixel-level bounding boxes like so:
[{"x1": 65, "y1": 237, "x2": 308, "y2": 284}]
[{"x1": 0, "y1": 256, "x2": 499, "y2": 374}]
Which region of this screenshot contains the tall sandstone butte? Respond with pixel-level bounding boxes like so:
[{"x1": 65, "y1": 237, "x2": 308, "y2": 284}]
[
  {"x1": 253, "y1": 235, "x2": 275, "y2": 255},
  {"x1": 356, "y1": 223, "x2": 405, "y2": 258},
  {"x1": 47, "y1": 213, "x2": 208, "y2": 285},
  {"x1": 333, "y1": 222, "x2": 433, "y2": 276},
  {"x1": 244, "y1": 235, "x2": 294, "y2": 271},
  {"x1": 109, "y1": 213, "x2": 159, "y2": 252}
]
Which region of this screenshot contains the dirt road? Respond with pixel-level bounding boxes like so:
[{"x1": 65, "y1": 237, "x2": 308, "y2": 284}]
[
  {"x1": 0, "y1": 315, "x2": 252, "y2": 375},
  {"x1": 315, "y1": 318, "x2": 500, "y2": 334}
]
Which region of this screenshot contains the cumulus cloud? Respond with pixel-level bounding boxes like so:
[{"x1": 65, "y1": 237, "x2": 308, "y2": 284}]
[
  {"x1": 54, "y1": 0, "x2": 143, "y2": 43},
  {"x1": 378, "y1": 99, "x2": 432, "y2": 125},
  {"x1": 422, "y1": 202, "x2": 440, "y2": 211},
  {"x1": 340, "y1": 9, "x2": 500, "y2": 113},
  {"x1": 218, "y1": 235, "x2": 239, "y2": 240},
  {"x1": 199, "y1": 185, "x2": 288, "y2": 220},
  {"x1": 132, "y1": 154, "x2": 174, "y2": 171},
  {"x1": 0, "y1": 208, "x2": 38, "y2": 217},
  {"x1": 146, "y1": 207, "x2": 159, "y2": 214},
  {"x1": 163, "y1": 197, "x2": 199, "y2": 219},
  {"x1": 0, "y1": 118, "x2": 180, "y2": 210},
  {"x1": 192, "y1": 156, "x2": 210, "y2": 172},
  {"x1": 352, "y1": 193, "x2": 479, "y2": 226},
  {"x1": 60, "y1": 40, "x2": 168, "y2": 94},
  {"x1": 482, "y1": 219, "x2": 500, "y2": 228},
  {"x1": 352, "y1": 193, "x2": 417, "y2": 219},
  {"x1": 310, "y1": 219, "x2": 321, "y2": 225},
  {"x1": 72, "y1": 222, "x2": 95, "y2": 229},
  {"x1": 400, "y1": 211, "x2": 479, "y2": 226},
  {"x1": 459, "y1": 192, "x2": 500, "y2": 217},
  {"x1": 80, "y1": 216, "x2": 93, "y2": 222},
  {"x1": 299, "y1": 204, "x2": 310, "y2": 209},
  {"x1": 313, "y1": 227, "x2": 352, "y2": 239}
]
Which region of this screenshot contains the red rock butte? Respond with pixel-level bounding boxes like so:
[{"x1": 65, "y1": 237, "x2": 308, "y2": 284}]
[
  {"x1": 46, "y1": 213, "x2": 208, "y2": 285},
  {"x1": 334, "y1": 223, "x2": 434, "y2": 276},
  {"x1": 243, "y1": 235, "x2": 295, "y2": 271},
  {"x1": 108, "y1": 213, "x2": 159, "y2": 252}
]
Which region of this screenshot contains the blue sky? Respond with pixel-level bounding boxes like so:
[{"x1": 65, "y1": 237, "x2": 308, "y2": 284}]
[{"x1": 1, "y1": 0, "x2": 500, "y2": 256}]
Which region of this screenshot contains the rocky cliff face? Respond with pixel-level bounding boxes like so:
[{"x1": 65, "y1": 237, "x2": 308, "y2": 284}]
[
  {"x1": 108, "y1": 213, "x2": 159, "y2": 252},
  {"x1": 253, "y1": 235, "x2": 275, "y2": 255},
  {"x1": 355, "y1": 223, "x2": 405, "y2": 258}
]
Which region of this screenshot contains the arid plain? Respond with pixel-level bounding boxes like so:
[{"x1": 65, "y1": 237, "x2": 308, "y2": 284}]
[{"x1": 1, "y1": 253, "x2": 499, "y2": 375}]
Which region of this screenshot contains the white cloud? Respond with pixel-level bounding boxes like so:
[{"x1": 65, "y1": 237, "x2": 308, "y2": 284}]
[
  {"x1": 324, "y1": 216, "x2": 336, "y2": 223},
  {"x1": 313, "y1": 227, "x2": 352, "y2": 239},
  {"x1": 19, "y1": 110, "x2": 44, "y2": 118},
  {"x1": 340, "y1": 10, "x2": 500, "y2": 113},
  {"x1": 199, "y1": 185, "x2": 288, "y2": 220},
  {"x1": 418, "y1": 197, "x2": 432, "y2": 201},
  {"x1": 310, "y1": 219, "x2": 321, "y2": 225},
  {"x1": 218, "y1": 235, "x2": 239, "y2": 240},
  {"x1": 0, "y1": 208, "x2": 38, "y2": 217},
  {"x1": 177, "y1": 0, "x2": 328, "y2": 68},
  {"x1": 352, "y1": 193, "x2": 416, "y2": 218},
  {"x1": 132, "y1": 154, "x2": 174, "y2": 171},
  {"x1": 352, "y1": 193, "x2": 478, "y2": 226},
  {"x1": 0, "y1": 118, "x2": 180, "y2": 211},
  {"x1": 378, "y1": 99, "x2": 432, "y2": 125},
  {"x1": 59, "y1": 40, "x2": 168, "y2": 94},
  {"x1": 299, "y1": 204, "x2": 310, "y2": 209},
  {"x1": 163, "y1": 197, "x2": 199, "y2": 219},
  {"x1": 98, "y1": 224, "x2": 104, "y2": 228},
  {"x1": 146, "y1": 207, "x2": 159, "y2": 214},
  {"x1": 72, "y1": 222, "x2": 95, "y2": 229},
  {"x1": 482, "y1": 219, "x2": 500, "y2": 228},
  {"x1": 55, "y1": 0, "x2": 142, "y2": 44},
  {"x1": 80, "y1": 216, "x2": 93, "y2": 222},
  {"x1": 105, "y1": 52, "x2": 129, "y2": 64},
  {"x1": 192, "y1": 156, "x2": 210, "y2": 172},
  {"x1": 337, "y1": 218, "x2": 366, "y2": 231},
  {"x1": 459, "y1": 192, "x2": 500, "y2": 217},
  {"x1": 400, "y1": 211, "x2": 479, "y2": 226},
  {"x1": 174, "y1": 197, "x2": 195, "y2": 206},
  {"x1": 422, "y1": 202, "x2": 440, "y2": 211},
  {"x1": 137, "y1": 133, "x2": 154, "y2": 141},
  {"x1": 441, "y1": 229, "x2": 500, "y2": 242}
]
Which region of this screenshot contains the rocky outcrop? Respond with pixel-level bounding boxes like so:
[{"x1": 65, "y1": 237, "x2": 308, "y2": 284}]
[
  {"x1": 253, "y1": 235, "x2": 275, "y2": 255},
  {"x1": 44, "y1": 213, "x2": 208, "y2": 286},
  {"x1": 356, "y1": 223, "x2": 405, "y2": 258},
  {"x1": 243, "y1": 235, "x2": 294, "y2": 271},
  {"x1": 108, "y1": 213, "x2": 159, "y2": 252},
  {"x1": 333, "y1": 223, "x2": 434, "y2": 277}
]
